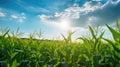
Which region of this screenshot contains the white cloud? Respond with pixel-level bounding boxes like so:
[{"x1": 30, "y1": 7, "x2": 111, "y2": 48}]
[
  {"x1": 53, "y1": 1, "x2": 102, "y2": 19},
  {"x1": 11, "y1": 13, "x2": 26, "y2": 23},
  {"x1": 55, "y1": 6, "x2": 80, "y2": 19},
  {"x1": 11, "y1": 15, "x2": 18, "y2": 19},
  {"x1": 39, "y1": 1, "x2": 102, "y2": 27},
  {"x1": 82, "y1": 1, "x2": 102, "y2": 12},
  {"x1": 0, "y1": 12, "x2": 5, "y2": 17},
  {"x1": 39, "y1": 1, "x2": 101, "y2": 25},
  {"x1": 39, "y1": 0, "x2": 120, "y2": 31},
  {"x1": 39, "y1": 14, "x2": 51, "y2": 22},
  {"x1": 39, "y1": 14, "x2": 74, "y2": 31}
]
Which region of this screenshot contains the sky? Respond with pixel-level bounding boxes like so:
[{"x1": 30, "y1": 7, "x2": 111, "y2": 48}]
[{"x1": 0, "y1": 0, "x2": 120, "y2": 40}]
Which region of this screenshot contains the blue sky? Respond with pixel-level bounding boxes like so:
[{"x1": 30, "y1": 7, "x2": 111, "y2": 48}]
[{"x1": 0, "y1": 0, "x2": 120, "y2": 40}]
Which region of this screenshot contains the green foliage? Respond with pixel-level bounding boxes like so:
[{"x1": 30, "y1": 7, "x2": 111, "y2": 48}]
[
  {"x1": 106, "y1": 25, "x2": 120, "y2": 43},
  {"x1": 116, "y1": 19, "x2": 120, "y2": 32},
  {"x1": 61, "y1": 32, "x2": 74, "y2": 44},
  {"x1": 0, "y1": 20, "x2": 120, "y2": 67},
  {"x1": 103, "y1": 20, "x2": 120, "y2": 66}
]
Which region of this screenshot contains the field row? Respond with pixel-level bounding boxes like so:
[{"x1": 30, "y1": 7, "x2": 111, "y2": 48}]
[{"x1": 0, "y1": 21, "x2": 120, "y2": 67}]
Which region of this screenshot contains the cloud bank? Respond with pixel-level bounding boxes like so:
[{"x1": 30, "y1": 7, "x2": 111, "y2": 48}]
[{"x1": 39, "y1": 0, "x2": 120, "y2": 28}]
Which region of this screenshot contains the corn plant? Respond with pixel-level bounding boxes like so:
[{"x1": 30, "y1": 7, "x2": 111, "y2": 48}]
[
  {"x1": 61, "y1": 32, "x2": 74, "y2": 44},
  {"x1": 0, "y1": 20, "x2": 120, "y2": 67},
  {"x1": 103, "y1": 20, "x2": 120, "y2": 66}
]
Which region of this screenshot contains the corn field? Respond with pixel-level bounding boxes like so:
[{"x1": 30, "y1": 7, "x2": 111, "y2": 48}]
[{"x1": 0, "y1": 20, "x2": 120, "y2": 67}]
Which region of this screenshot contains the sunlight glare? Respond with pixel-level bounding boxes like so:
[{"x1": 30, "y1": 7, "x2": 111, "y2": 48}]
[{"x1": 59, "y1": 19, "x2": 71, "y2": 31}]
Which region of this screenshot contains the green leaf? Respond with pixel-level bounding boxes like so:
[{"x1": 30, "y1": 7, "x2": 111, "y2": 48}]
[
  {"x1": 107, "y1": 25, "x2": 120, "y2": 42},
  {"x1": 2, "y1": 30, "x2": 9, "y2": 37},
  {"x1": 67, "y1": 32, "x2": 74, "y2": 43},
  {"x1": 61, "y1": 34, "x2": 68, "y2": 44},
  {"x1": 11, "y1": 60, "x2": 19, "y2": 67},
  {"x1": 96, "y1": 32, "x2": 104, "y2": 52},
  {"x1": 0, "y1": 48, "x2": 10, "y2": 59},
  {"x1": 116, "y1": 19, "x2": 120, "y2": 32},
  {"x1": 98, "y1": 31, "x2": 104, "y2": 41},
  {"x1": 103, "y1": 38, "x2": 114, "y2": 45},
  {"x1": 89, "y1": 26, "x2": 96, "y2": 39}
]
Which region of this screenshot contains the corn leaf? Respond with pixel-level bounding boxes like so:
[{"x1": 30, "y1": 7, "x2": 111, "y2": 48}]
[
  {"x1": 89, "y1": 26, "x2": 96, "y2": 39},
  {"x1": 107, "y1": 25, "x2": 120, "y2": 43}
]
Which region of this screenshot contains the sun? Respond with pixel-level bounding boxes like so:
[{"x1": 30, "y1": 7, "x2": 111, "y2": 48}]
[{"x1": 59, "y1": 19, "x2": 71, "y2": 31}]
